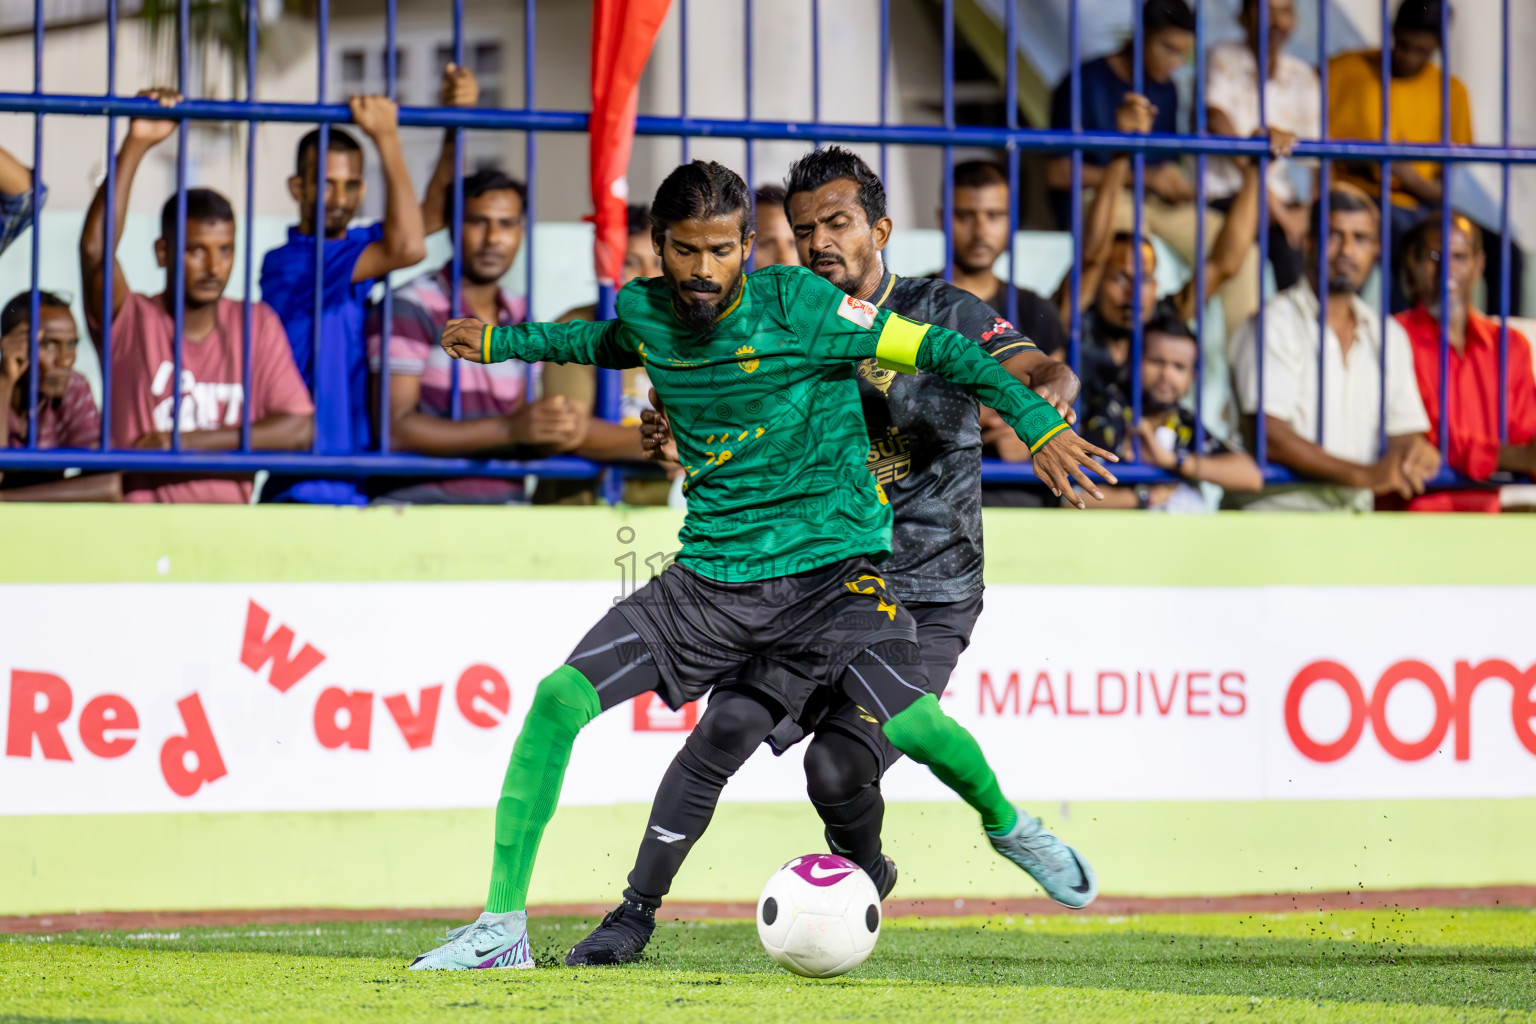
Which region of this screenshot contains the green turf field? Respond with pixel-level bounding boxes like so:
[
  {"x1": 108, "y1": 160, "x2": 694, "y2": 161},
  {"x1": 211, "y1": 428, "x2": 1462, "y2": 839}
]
[{"x1": 3, "y1": 908, "x2": 1533, "y2": 1023}]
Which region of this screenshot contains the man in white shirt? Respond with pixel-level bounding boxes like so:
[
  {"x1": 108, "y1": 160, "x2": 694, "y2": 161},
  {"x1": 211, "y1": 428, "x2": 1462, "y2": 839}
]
[
  {"x1": 1230, "y1": 186, "x2": 1440, "y2": 511},
  {"x1": 1206, "y1": 0, "x2": 1319, "y2": 293}
]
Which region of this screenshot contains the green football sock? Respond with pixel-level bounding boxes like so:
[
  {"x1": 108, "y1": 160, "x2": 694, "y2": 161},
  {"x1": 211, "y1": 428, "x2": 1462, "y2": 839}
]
[
  {"x1": 881, "y1": 693, "x2": 1018, "y2": 834},
  {"x1": 484, "y1": 664, "x2": 601, "y2": 913}
]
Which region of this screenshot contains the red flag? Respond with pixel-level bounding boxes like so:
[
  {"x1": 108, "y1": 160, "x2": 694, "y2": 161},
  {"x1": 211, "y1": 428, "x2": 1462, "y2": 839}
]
[{"x1": 590, "y1": 0, "x2": 671, "y2": 288}]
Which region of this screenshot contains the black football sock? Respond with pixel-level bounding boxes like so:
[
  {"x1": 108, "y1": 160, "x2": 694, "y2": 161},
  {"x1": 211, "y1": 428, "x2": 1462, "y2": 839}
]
[
  {"x1": 625, "y1": 690, "x2": 780, "y2": 904},
  {"x1": 804, "y1": 730, "x2": 886, "y2": 879}
]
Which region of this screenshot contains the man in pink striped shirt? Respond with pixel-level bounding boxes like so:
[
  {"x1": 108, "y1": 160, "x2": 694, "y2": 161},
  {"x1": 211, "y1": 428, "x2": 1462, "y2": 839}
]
[{"x1": 367, "y1": 167, "x2": 585, "y2": 503}]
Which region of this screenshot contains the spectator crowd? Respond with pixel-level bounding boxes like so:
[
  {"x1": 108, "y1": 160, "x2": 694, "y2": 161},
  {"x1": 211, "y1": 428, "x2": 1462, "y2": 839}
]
[{"x1": 2, "y1": 0, "x2": 1533, "y2": 513}]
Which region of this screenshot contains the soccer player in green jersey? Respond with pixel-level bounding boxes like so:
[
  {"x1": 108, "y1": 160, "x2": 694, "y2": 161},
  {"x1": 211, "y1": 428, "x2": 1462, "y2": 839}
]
[{"x1": 409, "y1": 161, "x2": 1116, "y2": 970}]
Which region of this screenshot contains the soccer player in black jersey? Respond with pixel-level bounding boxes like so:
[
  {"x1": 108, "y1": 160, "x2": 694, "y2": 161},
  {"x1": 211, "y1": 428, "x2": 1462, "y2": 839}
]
[{"x1": 567, "y1": 148, "x2": 1093, "y2": 966}]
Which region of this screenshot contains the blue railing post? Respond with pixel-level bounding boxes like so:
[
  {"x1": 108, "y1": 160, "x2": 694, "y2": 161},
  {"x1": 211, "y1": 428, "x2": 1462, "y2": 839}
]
[
  {"x1": 100, "y1": 0, "x2": 119, "y2": 454},
  {"x1": 1436, "y1": 0, "x2": 1452, "y2": 465},
  {"x1": 1316, "y1": 0, "x2": 1331, "y2": 451},
  {"x1": 170, "y1": 0, "x2": 191, "y2": 453},
  {"x1": 241, "y1": 0, "x2": 257, "y2": 453},
  {"x1": 1192, "y1": 0, "x2": 1206, "y2": 457},
  {"x1": 1067, "y1": 0, "x2": 1083, "y2": 418},
  {"x1": 449, "y1": 0, "x2": 465, "y2": 421},
  {"x1": 311, "y1": 0, "x2": 329, "y2": 456},
  {"x1": 1377, "y1": 0, "x2": 1392, "y2": 458},
  {"x1": 1004, "y1": 0, "x2": 1018, "y2": 328},
  {"x1": 1498, "y1": 0, "x2": 1511, "y2": 445},
  {"x1": 378, "y1": 0, "x2": 398, "y2": 454},
  {"x1": 25, "y1": 0, "x2": 43, "y2": 450},
  {"x1": 1129, "y1": 0, "x2": 1145, "y2": 460},
  {"x1": 941, "y1": 0, "x2": 954, "y2": 285}
]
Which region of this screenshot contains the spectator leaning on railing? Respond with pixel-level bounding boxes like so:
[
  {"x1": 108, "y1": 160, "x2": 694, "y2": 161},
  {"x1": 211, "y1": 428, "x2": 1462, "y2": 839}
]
[
  {"x1": 940, "y1": 161, "x2": 1066, "y2": 359},
  {"x1": 1393, "y1": 212, "x2": 1536, "y2": 513},
  {"x1": 752, "y1": 184, "x2": 799, "y2": 270},
  {"x1": 539, "y1": 204, "x2": 677, "y2": 506},
  {"x1": 1229, "y1": 185, "x2": 1440, "y2": 511},
  {"x1": 0, "y1": 144, "x2": 43, "y2": 259},
  {"x1": 260, "y1": 94, "x2": 427, "y2": 506},
  {"x1": 1060, "y1": 92, "x2": 1277, "y2": 440},
  {"x1": 365, "y1": 64, "x2": 583, "y2": 505},
  {"x1": 0, "y1": 291, "x2": 120, "y2": 503},
  {"x1": 1048, "y1": 0, "x2": 1260, "y2": 338},
  {"x1": 1078, "y1": 313, "x2": 1262, "y2": 512},
  {"x1": 1205, "y1": 0, "x2": 1319, "y2": 293},
  {"x1": 79, "y1": 89, "x2": 315, "y2": 505}
]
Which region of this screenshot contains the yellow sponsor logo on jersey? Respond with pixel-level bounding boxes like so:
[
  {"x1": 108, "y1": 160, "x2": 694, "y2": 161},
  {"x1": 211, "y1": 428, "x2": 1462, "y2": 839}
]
[{"x1": 734, "y1": 345, "x2": 759, "y2": 374}]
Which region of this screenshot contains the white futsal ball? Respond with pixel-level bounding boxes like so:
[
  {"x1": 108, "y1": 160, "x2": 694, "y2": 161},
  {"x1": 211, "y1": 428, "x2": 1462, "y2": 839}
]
[{"x1": 756, "y1": 853, "x2": 882, "y2": 978}]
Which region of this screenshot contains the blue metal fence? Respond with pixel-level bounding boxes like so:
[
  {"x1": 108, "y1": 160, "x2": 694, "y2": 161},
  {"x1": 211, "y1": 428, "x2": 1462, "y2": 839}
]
[{"x1": 0, "y1": 0, "x2": 1522, "y2": 495}]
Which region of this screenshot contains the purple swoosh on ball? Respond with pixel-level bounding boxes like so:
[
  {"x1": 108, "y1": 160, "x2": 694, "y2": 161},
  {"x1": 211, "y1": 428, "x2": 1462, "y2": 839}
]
[{"x1": 786, "y1": 853, "x2": 860, "y2": 887}]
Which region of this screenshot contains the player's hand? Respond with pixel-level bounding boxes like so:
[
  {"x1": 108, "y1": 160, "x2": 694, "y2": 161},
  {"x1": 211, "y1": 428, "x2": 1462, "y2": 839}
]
[
  {"x1": 639, "y1": 387, "x2": 679, "y2": 464},
  {"x1": 438, "y1": 63, "x2": 480, "y2": 108},
  {"x1": 1031, "y1": 429, "x2": 1120, "y2": 509},
  {"x1": 128, "y1": 88, "x2": 182, "y2": 145},
  {"x1": 441, "y1": 317, "x2": 489, "y2": 362},
  {"x1": 508, "y1": 396, "x2": 586, "y2": 450},
  {"x1": 349, "y1": 95, "x2": 400, "y2": 139}
]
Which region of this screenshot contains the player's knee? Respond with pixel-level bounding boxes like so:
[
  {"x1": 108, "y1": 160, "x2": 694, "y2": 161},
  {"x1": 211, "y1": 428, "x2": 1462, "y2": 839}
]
[
  {"x1": 804, "y1": 736, "x2": 877, "y2": 806},
  {"x1": 693, "y1": 693, "x2": 777, "y2": 755},
  {"x1": 531, "y1": 666, "x2": 600, "y2": 736}
]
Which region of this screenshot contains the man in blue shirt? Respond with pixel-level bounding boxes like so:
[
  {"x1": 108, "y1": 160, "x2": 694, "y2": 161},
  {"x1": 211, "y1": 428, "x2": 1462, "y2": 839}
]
[{"x1": 260, "y1": 95, "x2": 426, "y2": 504}]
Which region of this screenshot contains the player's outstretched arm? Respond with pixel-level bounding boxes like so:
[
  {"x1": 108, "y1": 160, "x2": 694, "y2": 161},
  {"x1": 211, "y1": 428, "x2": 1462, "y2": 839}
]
[
  {"x1": 891, "y1": 318, "x2": 1119, "y2": 506},
  {"x1": 441, "y1": 316, "x2": 635, "y2": 368}
]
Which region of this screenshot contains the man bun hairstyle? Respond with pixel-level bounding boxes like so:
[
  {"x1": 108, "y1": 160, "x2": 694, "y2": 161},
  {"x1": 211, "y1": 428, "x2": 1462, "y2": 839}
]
[
  {"x1": 160, "y1": 188, "x2": 235, "y2": 242},
  {"x1": 650, "y1": 161, "x2": 753, "y2": 240},
  {"x1": 784, "y1": 145, "x2": 887, "y2": 228}
]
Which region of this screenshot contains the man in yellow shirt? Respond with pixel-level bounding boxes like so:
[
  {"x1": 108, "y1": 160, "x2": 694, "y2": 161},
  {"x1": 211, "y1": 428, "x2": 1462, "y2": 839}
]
[{"x1": 1327, "y1": 0, "x2": 1470, "y2": 311}]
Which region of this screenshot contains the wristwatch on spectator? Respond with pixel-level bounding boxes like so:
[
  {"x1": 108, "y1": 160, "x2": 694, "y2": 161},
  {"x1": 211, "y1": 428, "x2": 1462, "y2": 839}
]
[{"x1": 1135, "y1": 486, "x2": 1151, "y2": 509}]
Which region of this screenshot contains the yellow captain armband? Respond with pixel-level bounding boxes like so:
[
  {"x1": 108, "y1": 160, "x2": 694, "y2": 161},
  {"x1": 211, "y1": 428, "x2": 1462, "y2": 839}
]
[
  {"x1": 874, "y1": 314, "x2": 929, "y2": 375},
  {"x1": 482, "y1": 323, "x2": 493, "y2": 364},
  {"x1": 1028, "y1": 421, "x2": 1070, "y2": 454}
]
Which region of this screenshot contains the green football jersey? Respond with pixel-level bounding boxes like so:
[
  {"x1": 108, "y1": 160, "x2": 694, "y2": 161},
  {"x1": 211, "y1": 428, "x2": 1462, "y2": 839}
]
[{"x1": 484, "y1": 264, "x2": 1067, "y2": 582}]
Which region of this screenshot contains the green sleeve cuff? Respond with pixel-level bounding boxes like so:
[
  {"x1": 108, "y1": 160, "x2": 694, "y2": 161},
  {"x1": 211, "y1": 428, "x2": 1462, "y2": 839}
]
[{"x1": 1028, "y1": 421, "x2": 1070, "y2": 453}]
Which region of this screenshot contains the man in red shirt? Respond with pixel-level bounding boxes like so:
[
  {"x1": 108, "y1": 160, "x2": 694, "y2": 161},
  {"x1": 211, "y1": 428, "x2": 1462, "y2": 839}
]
[
  {"x1": 1395, "y1": 212, "x2": 1536, "y2": 512},
  {"x1": 0, "y1": 291, "x2": 120, "y2": 501},
  {"x1": 79, "y1": 89, "x2": 315, "y2": 503}
]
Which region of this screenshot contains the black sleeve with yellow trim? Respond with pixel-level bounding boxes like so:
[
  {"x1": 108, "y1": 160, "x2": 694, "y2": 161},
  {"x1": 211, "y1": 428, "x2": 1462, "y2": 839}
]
[
  {"x1": 484, "y1": 318, "x2": 640, "y2": 369},
  {"x1": 873, "y1": 312, "x2": 1068, "y2": 453}
]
